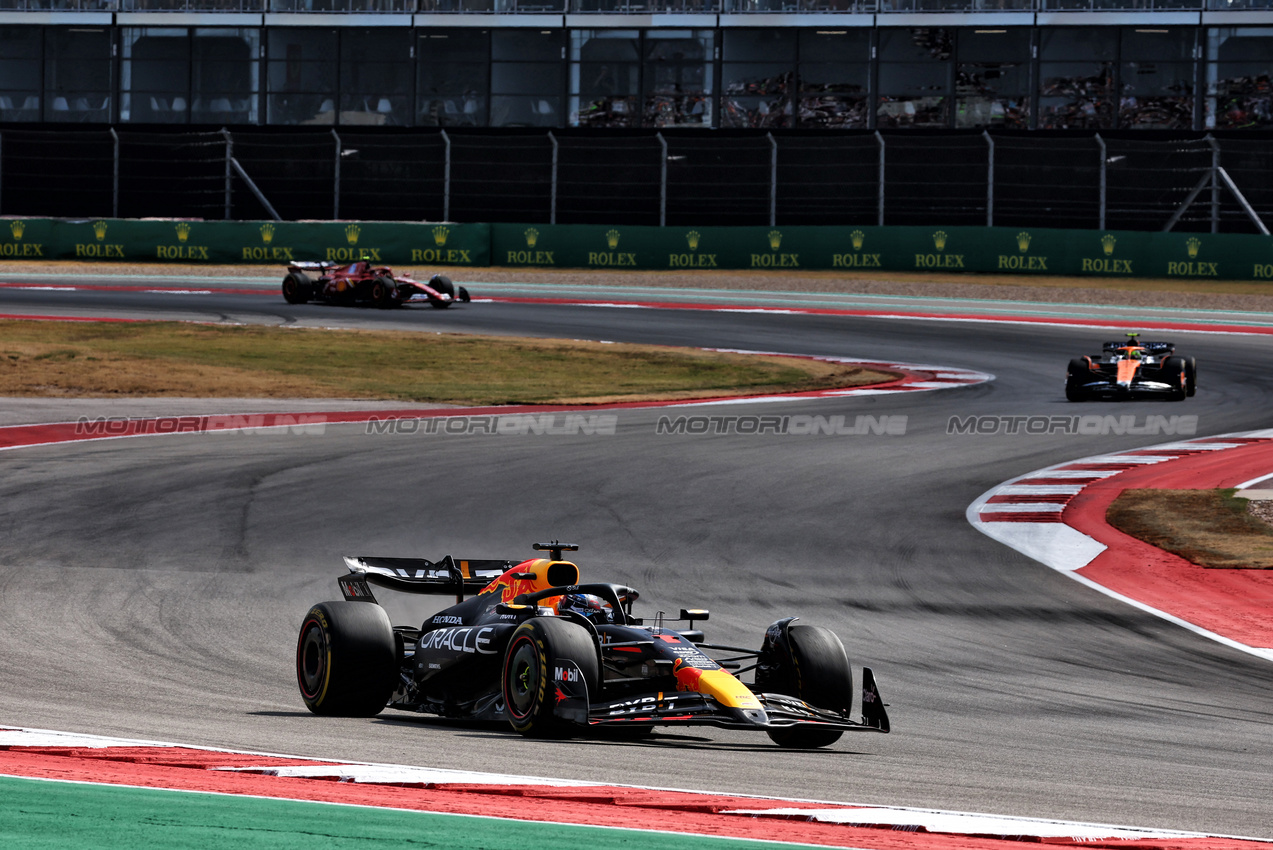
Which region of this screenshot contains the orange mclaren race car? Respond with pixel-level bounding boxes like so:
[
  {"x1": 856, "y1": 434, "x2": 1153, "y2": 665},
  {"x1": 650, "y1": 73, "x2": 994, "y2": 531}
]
[
  {"x1": 281, "y1": 260, "x2": 470, "y2": 309},
  {"x1": 296, "y1": 542, "x2": 890, "y2": 747},
  {"x1": 1066, "y1": 333, "x2": 1196, "y2": 402}
]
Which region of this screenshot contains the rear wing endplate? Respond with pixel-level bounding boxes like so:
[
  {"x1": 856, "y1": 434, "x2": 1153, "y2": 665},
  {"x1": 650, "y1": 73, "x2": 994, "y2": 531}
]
[{"x1": 342, "y1": 555, "x2": 517, "y2": 603}]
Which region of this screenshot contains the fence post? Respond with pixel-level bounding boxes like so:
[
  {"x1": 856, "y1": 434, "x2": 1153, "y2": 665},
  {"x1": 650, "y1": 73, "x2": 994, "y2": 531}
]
[
  {"x1": 331, "y1": 129, "x2": 341, "y2": 220},
  {"x1": 984, "y1": 130, "x2": 994, "y2": 227},
  {"x1": 548, "y1": 131, "x2": 558, "y2": 225},
  {"x1": 657, "y1": 132, "x2": 667, "y2": 227},
  {"x1": 767, "y1": 132, "x2": 777, "y2": 227},
  {"x1": 1095, "y1": 133, "x2": 1107, "y2": 230},
  {"x1": 1207, "y1": 133, "x2": 1220, "y2": 234},
  {"x1": 109, "y1": 127, "x2": 119, "y2": 218},
  {"x1": 440, "y1": 129, "x2": 451, "y2": 222},
  {"x1": 874, "y1": 131, "x2": 886, "y2": 226},
  {"x1": 0, "y1": 131, "x2": 4, "y2": 214},
  {"x1": 221, "y1": 128, "x2": 233, "y2": 220}
]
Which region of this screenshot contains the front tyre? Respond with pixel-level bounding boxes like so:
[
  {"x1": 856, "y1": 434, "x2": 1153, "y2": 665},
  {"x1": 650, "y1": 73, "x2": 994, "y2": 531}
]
[
  {"x1": 1185, "y1": 356, "x2": 1197, "y2": 397},
  {"x1": 428, "y1": 274, "x2": 455, "y2": 309},
  {"x1": 764, "y1": 625, "x2": 853, "y2": 749},
  {"x1": 296, "y1": 601, "x2": 396, "y2": 717},
  {"x1": 502, "y1": 617, "x2": 599, "y2": 737}
]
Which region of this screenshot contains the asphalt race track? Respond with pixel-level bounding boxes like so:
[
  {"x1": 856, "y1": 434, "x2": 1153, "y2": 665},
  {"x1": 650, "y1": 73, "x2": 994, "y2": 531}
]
[{"x1": 1, "y1": 277, "x2": 1272, "y2": 838}]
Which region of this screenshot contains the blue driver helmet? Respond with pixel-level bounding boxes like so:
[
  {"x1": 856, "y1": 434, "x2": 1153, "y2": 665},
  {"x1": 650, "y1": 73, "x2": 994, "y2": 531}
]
[{"x1": 559, "y1": 593, "x2": 614, "y2": 625}]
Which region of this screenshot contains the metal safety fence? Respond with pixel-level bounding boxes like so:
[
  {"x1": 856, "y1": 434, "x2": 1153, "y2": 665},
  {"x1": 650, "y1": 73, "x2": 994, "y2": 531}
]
[{"x1": 0, "y1": 127, "x2": 1269, "y2": 235}]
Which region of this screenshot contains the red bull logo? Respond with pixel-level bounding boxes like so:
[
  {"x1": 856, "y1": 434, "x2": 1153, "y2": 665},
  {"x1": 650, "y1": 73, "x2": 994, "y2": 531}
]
[
  {"x1": 673, "y1": 659, "x2": 704, "y2": 692},
  {"x1": 479, "y1": 559, "x2": 577, "y2": 607}
]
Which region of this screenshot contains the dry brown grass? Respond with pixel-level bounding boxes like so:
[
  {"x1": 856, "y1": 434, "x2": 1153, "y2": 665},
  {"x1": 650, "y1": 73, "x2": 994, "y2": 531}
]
[
  {"x1": 1106, "y1": 489, "x2": 1273, "y2": 569},
  {"x1": 0, "y1": 319, "x2": 895, "y2": 405}
]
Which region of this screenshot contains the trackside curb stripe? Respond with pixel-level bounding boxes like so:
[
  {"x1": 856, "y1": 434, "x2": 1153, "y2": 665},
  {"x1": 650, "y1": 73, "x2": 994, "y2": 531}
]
[
  {"x1": 0, "y1": 729, "x2": 1265, "y2": 849},
  {"x1": 968, "y1": 431, "x2": 1273, "y2": 661}
]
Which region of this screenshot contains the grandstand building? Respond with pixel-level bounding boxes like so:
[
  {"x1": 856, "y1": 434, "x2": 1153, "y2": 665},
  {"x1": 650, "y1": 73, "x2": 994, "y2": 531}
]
[
  {"x1": 1, "y1": 1, "x2": 1271, "y2": 231},
  {"x1": 0, "y1": 1, "x2": 1270, "y2": 132}
]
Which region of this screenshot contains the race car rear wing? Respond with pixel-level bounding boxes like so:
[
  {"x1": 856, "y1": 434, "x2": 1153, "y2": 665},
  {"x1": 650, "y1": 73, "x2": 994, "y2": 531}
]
[
  {"x1": 288, "y1": 261, "x2": 340, "y2": 272},
  {"x1": 341, "y1": 555, "x2": 517, "y2": 603},
  {"x1": 1102, "y1": 340, "x2": 1174, "y2": 353}
]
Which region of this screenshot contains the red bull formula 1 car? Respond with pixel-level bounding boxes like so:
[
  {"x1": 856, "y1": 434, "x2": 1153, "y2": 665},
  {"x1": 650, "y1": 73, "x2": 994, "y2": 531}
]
[
  {"x1": 296, "y1": 542, "x2": 890, "y2": 748},
  {"x1": 1065, "y1": 333, "x2": 1196, "y2": 402},
  {"x1": 281, "y1": 261, "x2": 470, "y2": 309}
]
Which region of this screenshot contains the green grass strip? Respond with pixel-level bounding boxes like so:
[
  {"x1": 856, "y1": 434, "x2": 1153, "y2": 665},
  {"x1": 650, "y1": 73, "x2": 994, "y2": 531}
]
[{"x1": 0, "y1": 775, "x2": 814, "y2": 850}]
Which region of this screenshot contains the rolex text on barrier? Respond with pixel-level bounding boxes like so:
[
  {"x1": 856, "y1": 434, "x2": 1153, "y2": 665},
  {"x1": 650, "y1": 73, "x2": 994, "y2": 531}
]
[
  {"x1": 0, "y1": 219, "x2": 490, "y2": 267},
  {"x1": 1, "y1": 219, "x2": 1268, "y2": 281}
]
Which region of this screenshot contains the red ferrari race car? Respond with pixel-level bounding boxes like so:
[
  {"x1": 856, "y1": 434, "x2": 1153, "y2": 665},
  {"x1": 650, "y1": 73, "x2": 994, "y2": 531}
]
[{"x1": 281, "y1": 261, "x2": 470, "y2": 309}]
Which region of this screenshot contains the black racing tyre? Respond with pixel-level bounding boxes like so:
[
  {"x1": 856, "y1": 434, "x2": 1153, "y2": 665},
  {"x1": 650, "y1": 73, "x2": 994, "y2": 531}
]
[
  {"x1": 428, "y1": 274, "x2": 455, "y2": 309},
  {"x1": 1185, "y1": 356, "x2": 1197, "y2": 397},
  {"x1": 502, "y1": 617, "x2": 599, "y2": 737},
  {"x1": 1162, "y1": 356, "x2": 1188, "y2": 401},
  {"x1": 370, "y1": 276, "x2": 396, "y2": 309},
  {"x1": 282, "y1": 271, "x2": 312, "y2": 304},
  {"x1": 1065, "y1": 357, "x2": 1089, "y2": 402},
  {"x1": 765, "y1": 625, "x2": 853, "y2": 749},
  {"x1": 296, "y1": 601, "x2": 397, "y2": 717}
]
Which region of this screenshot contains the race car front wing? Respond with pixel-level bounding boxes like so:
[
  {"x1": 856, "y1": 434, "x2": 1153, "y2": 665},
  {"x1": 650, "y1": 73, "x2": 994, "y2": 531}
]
[{"x1": 581, "y1": 667, "x2": 889, "y2": 733}]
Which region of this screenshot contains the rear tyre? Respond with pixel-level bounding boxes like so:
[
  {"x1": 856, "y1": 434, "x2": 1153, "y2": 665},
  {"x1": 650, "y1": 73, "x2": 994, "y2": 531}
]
[
  {"x1": 1185, "y1": 356, "x2": 1197, "y2": 397},
  {"x1": 1162, "y1": 356, "x2": 1187, "y2": 401},
  {"x1": 1065, "y1": 357, "x2": 1089, "y2": 402},
  {"x1": 282, "y1": 272, "x2": 312, "y2": 305},
  {"x1": 296, "y1": 602, "x2": 396, "y2": 717},
  {"x1": 764, "y1": 625, "x2": 852, "y2": 749},
  {"x1": 370, "y1": 276, "x2": 396, "y2": 309},
  {"x1": 502, "y1": 617, "x2": 599, "y2": 737}
]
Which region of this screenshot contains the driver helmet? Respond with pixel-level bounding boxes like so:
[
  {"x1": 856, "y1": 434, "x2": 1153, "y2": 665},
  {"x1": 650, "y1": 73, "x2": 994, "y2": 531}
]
[{"x1": 559, "y1": 593, "x2": 614, "y2": 625}]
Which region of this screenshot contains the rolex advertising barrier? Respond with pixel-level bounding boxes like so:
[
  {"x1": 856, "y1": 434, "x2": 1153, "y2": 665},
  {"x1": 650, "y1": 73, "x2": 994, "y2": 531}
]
[
  {"x1": 493, "y1": 224, "x2": 1273, "y2": 282},
  {"x1": 3, "y1": 218, "x2": 1271, "y2": 282},
  {"x1": 0, "y1": 219, "x2": 491, "y2": 267}
]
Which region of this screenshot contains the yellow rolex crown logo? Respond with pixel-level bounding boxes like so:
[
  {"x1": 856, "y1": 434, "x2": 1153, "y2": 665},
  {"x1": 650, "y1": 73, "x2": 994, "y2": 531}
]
[
  {"x1": 93, "y1": 220, "x2": 108, "y2": 241},
  {"x1": 850, "y1": 230, "x2": 865, "y2": 250},
  {"x1": 10, "y1": 221, "x2": 25, "y2": 239},
  {"x1": 175, "y1": 222, "x2": 191, "y2": 243},
  {"x1": 1186, "y1": 237, "x2": 1201, "y2": 259},
  {"x1": 345, "y1": 224, "x2": 361, "y2": 245},
  {"x1": 1101, "y1": 234, "x2": 1117, "y2": 256},
  {"x1": 605, "y1": 229, "x2": 621, "y2": 250},
  {"x1": 932, "y1": 231, "x2": 948, "y2": 251},
  {"x1": 1016, "y1": 232, "x2": 1031, "y2": 253},
  {"x1": 432, "y1": 225, "x2": 450, "y2": 247},
  {"x1": 686, "y1": 231, "x2": 701, "y2": 250},
  {"x1": 768, "y1": 230, "x2": 782, "y2": 250},
  {"x1": 524, "y1": 228, "x2": 539, "y2": 248},
  {"x1": 260, "y1": 223, "x2": 275, "y2": 244}
]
